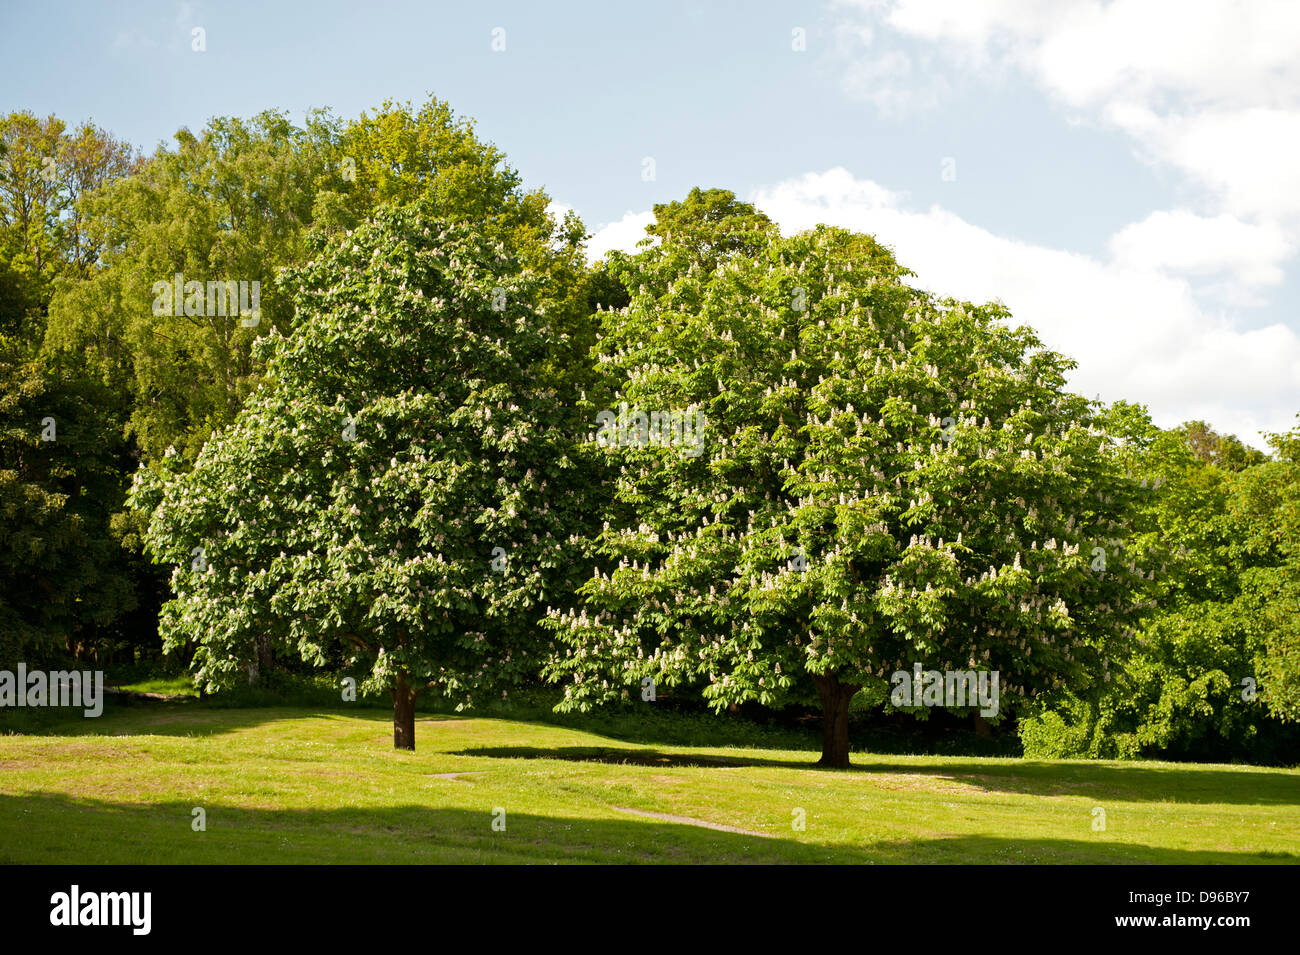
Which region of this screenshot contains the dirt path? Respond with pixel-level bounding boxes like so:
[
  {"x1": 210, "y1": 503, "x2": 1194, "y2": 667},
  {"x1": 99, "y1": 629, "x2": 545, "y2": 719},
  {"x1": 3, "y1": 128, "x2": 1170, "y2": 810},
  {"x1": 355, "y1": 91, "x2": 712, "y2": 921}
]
[
  {"x1": 612, "y1": 806, "x2": 772, "y2": 838},
  {"x1": 423, "y1": 771, "x2": 487, "y2": 780}
]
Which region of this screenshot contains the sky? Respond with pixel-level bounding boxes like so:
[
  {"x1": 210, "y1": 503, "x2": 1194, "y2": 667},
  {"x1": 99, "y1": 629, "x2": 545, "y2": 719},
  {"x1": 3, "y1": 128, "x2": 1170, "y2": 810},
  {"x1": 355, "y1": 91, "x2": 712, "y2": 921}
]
[{"x1": 2, "y1": 0, "x2": 1298, "y2": 448}]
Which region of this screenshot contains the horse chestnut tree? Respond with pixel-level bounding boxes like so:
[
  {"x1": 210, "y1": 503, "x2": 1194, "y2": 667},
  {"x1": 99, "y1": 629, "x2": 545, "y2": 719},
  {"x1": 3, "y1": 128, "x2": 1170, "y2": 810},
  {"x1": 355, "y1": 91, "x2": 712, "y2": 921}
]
[{"x1": 544, "y1": 223, "x2": 1144, "y2": 767}]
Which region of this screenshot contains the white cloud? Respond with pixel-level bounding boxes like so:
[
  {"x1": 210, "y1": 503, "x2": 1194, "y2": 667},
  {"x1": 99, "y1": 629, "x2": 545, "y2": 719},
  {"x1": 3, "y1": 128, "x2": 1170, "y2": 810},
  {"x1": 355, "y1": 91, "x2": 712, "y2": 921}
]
[
  {"x1": 111, "y1": 2, "x2": 199, "y2": 53},
  {"x1": 1109, "y1": 105, "x2": 1300, "y2": 221},
  {"x1": 1108, "y1": 211, "x2": 1291, "y2": 292},
  {"x1": 751, "y1": 167, "x2": 1300, "y2": 448},
  {"x1": 872, "y1": 0, "x2": 1300, "y2": 112},
  {"x1": 584, "y1": 210, "x2": 657, "y2": 260},
  {"x1": 833, "y1": 42, "x2": 949, "y2": 115},
  {"x1": 834, "y1": 0, "x2": 1300, "y2": 257},
  {"x1": 829, "y1": 6, "x2": 952, "y2": 113}
]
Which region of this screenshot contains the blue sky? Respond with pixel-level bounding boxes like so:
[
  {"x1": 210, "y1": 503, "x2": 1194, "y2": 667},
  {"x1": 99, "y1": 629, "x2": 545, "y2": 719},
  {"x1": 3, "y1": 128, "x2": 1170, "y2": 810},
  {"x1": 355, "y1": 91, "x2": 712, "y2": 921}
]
[{"x1": 3, "y1": 0, "x2": 1298, "y2": 447}]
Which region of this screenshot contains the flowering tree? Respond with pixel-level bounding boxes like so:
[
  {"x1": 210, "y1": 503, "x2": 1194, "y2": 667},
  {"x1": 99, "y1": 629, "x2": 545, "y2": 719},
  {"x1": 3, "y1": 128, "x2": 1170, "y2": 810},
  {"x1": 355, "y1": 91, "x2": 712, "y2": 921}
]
[
  {"x1": 132, "y1": 200, "x2": 585, "y2": 748},
  {"x1": 545, "y1": 221, "x2": 1143, "y2": 767}
]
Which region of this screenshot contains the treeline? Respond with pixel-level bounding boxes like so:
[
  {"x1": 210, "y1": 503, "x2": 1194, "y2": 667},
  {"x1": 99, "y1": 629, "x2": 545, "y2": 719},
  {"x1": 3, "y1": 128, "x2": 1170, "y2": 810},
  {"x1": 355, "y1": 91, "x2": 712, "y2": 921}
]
[{"x1": 1, "y1": 97, "x2": 1296, "y2": 765}]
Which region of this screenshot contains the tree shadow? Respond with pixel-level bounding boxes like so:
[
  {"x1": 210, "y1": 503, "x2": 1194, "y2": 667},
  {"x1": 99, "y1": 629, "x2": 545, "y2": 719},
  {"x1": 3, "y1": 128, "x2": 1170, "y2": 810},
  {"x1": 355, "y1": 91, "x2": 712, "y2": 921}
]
[
  {"x1": 0, "y1": 699, "x2": 414, "y2": 739},
  {"x1": 0, "y1": 790, "x2": 847, "y2": 865},
  {"x1": 451, "y1": 745, "x2": 1300, "y2": 806},
  {"x1": 0, "y1": 791, "x2": 1291, "y2": 865},
  {"x1": 451, "y1": 745, "x2": 796, "y2": 769},
  {"x1": 849, "y1": 759, "x2": 1300, "y2": 806},
  {"x1": 857, "y1": 833, "x2": 1295, "y2": 865}
]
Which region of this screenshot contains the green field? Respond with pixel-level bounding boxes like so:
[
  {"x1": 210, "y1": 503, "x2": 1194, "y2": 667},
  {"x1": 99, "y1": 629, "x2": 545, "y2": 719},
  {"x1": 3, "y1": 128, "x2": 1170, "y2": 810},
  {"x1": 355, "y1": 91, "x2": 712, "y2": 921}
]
[{"x1": 1, "y1": 703, "x2": 1297, "y2": 864}]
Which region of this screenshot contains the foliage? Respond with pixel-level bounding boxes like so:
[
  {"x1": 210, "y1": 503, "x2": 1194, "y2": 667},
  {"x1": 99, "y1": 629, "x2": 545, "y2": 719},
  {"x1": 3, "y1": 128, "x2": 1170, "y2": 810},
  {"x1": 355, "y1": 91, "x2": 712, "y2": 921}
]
[
  {"x1": 44, "y1": 97, "x2": 590, "y2": 463},
  {"x1": 1230, "y1": 449, "x2": 1300, "y2": 724},
  {"x1": 1020, "y1": 414, "x2": 1300, "y2": 761},
  {"x1": 0, "y1": 341, "x2": 141, "y2": 662},
  {"x1": 0, "y1": 111, "x2": 135, "y2": 343},
  {"x1": 643, "y1": 186, "x2": 779, "y2": 273},
  {"x1": 43, "y1": 110, "x2": 344, "y2": 460}
]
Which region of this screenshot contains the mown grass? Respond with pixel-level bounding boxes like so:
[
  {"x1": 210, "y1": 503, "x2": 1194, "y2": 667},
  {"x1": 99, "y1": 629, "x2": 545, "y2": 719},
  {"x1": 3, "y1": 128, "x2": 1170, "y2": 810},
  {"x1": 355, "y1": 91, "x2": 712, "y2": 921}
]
[{"x1": 1, "y1": 699, "x2": 1297, "y2": 864}]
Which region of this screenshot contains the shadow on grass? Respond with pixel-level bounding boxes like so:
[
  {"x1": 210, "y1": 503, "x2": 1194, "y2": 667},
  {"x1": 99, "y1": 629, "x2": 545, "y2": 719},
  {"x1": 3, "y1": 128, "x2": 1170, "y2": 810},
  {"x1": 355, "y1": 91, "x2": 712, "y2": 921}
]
[
  {"x1": 0, "y1": 791, "x2": 1290, "y2": 865},
  {"x1": 453, "y1": 745, "x2": 1300, "y2": 806},
  {"x1": 0, "y1": 790, "x2": 846, "y2": 865},
  {"x1": 454, "y1": 744, "x2": 800, "y2": 769},
  {"x1": 0, "y1": 699, "x2": 416, "y2": 739},
  {"x1": 3, "y1": 688, "x2": 825, "y2": 753},
  {"x1": 851, "y1": 759, "x2": 1300, "y2": 806}
]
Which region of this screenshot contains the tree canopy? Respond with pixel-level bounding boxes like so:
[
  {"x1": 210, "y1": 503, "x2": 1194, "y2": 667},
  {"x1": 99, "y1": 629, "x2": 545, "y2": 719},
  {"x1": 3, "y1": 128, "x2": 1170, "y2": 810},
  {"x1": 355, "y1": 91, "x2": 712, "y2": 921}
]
[{"x1": 44, "y1": 97, "x2": 588, "y2": 463}]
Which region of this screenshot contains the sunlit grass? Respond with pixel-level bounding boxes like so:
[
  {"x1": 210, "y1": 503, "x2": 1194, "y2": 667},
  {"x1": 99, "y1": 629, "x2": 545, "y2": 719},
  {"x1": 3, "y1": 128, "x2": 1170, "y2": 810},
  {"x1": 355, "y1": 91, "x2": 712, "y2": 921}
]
[
  {"x1": 113, "y1": 675, "x2": 199, "y2": 697},
  {"x1": 1, "y1": 703, "x2": 1296, "y2": 864}
]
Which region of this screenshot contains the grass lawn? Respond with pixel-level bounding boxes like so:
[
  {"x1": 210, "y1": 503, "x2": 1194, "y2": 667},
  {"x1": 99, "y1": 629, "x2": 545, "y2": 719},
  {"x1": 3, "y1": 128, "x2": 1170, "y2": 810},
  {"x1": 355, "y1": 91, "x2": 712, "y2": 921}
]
[{"x1": 1, "y1": 702, "x2": 1297, "y2": 864}]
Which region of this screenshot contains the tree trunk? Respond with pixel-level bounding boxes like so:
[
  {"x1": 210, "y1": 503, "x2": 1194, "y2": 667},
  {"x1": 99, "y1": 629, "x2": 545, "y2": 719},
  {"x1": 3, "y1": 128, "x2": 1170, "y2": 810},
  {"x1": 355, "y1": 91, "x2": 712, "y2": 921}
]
[
  {"x1": 974, "y1": 713, "x2": 992, "y2": 738},
  {"x1": 813, "y1": 672, "x2": 860, "y2": 768},
  {"x1": 391, "y1": 673, "x2": 417, "y2": 750},
  {"x1": 255, "y1": 633, "x2": 273, "y2": 676}
]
